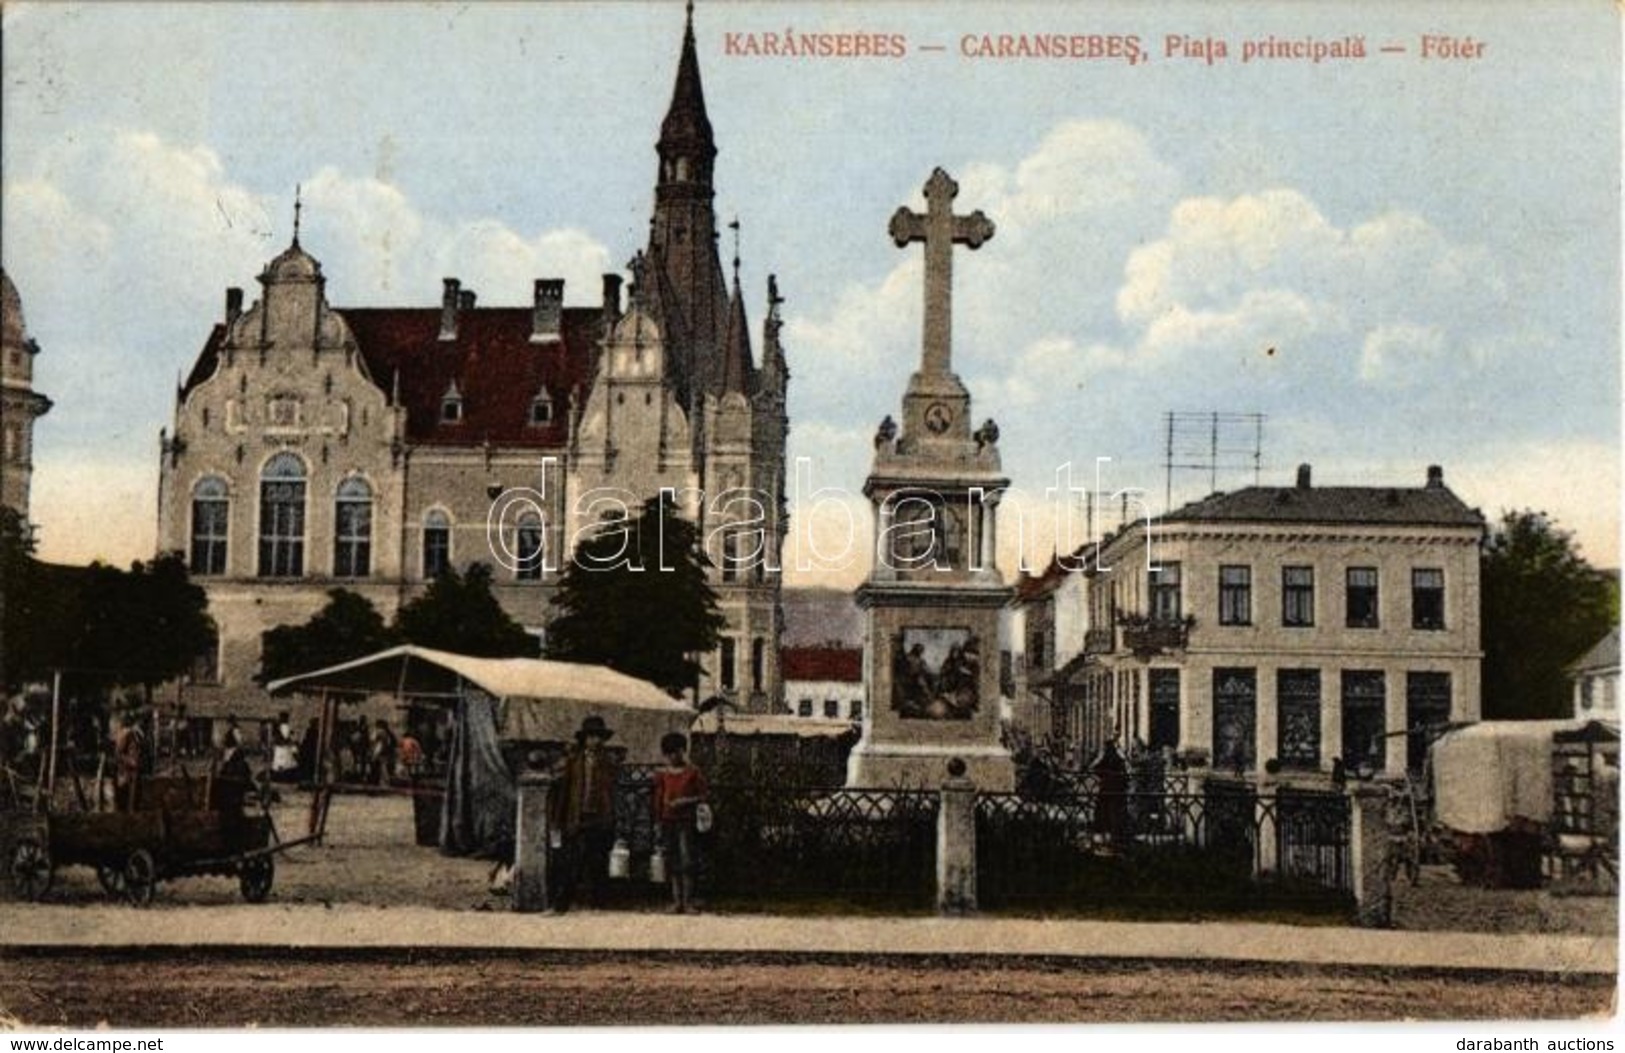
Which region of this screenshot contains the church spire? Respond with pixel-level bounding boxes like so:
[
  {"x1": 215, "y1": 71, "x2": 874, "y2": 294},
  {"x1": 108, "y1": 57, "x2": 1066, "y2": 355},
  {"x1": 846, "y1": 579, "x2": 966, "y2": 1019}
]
[
  {"x1": 718, "y1": 272, "x2": 753, "y2": 396},
  {"x1": 657, "y1": 0, "x2": 716, "y2": 195}
]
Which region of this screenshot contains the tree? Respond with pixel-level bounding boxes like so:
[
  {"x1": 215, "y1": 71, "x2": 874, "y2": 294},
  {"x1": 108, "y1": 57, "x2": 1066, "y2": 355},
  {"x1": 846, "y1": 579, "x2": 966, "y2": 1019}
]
[
  {"x1": 1481, "y1": 510, "x2": 1618, "y2": 720},
  {"x1": 394, "y1": 563, "x2": 537, "y2": 657},
  {"x1": 546, "y1": 495, "x2": 725, "y2": 696},
  {"x1": 259, "y1": 588, "x2": 398, "y2": 684},
  {"x1": 74, "y1": 553, "x2": 216, "y2": 701}
]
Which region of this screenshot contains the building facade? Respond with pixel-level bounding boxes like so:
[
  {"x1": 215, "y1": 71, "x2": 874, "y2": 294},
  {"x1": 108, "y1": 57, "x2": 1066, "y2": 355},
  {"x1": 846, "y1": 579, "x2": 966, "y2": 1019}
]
[
  {"x1": 1057, "y1": 464, "x2": 1483, "y2": 779},
  {"x1": 156, "y1": 10, "x2": 788, "y2": 715},
  {"x1": 782, "y1": 645, "x2": 864, "y2": 722},
  {"x1": 1568, "y1": 628, "x2": 1619, "y2": 720},
  {"x1": 1, "y1": 269, "x2": 53, "y2": 526}
]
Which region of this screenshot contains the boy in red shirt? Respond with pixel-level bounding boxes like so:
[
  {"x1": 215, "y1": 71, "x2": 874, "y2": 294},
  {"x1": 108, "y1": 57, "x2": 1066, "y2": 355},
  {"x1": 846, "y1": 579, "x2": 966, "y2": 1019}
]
[{"x1": 651, "y1": 732, "x2": 709, "y2": 913}]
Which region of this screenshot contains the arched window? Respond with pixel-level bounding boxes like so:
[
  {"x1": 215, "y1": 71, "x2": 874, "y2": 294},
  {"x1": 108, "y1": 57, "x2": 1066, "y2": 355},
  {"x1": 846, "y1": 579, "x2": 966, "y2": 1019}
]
[
  {"x1": 422, "y1": 509, "x2": 451, "y2": 580},
  {"x1": 334, "y1": 476, "x2": 373, "y2": 578},
  {"x1": 258, "y1": 453, "x2": 306, "y2": 577},
  {"x1": 190, "y1": 476, "x2": 229, "y2": 576},
  {"x1": 516, "y1": 513, "x2": 543, "y2": 581}
]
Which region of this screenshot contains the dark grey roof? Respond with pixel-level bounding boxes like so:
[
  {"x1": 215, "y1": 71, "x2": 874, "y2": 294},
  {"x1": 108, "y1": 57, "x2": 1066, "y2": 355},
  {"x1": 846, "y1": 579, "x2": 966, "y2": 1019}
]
[
  {"x1": 1161, "y1": 485, "x2": 1483, "y2": 528},
  {"x1": 1568, "y1": 628, "x2": 1620, "y2": 675}
]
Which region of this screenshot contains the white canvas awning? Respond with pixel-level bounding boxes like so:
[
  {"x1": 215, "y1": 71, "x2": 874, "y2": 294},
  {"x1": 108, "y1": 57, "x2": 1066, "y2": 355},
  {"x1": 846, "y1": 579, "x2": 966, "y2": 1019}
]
[
  {"x1": 1431, "y1": 719, "x2": 1616, "y2": 834},
  {"x1": 266, "y1": 644, "x2": 693, "y2": 761}
]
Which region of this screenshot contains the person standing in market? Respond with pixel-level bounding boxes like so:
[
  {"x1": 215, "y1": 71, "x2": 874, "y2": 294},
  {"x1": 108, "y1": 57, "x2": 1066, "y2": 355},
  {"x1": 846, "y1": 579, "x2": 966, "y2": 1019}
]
[
  {"x1": 112, "y1": 710, "x2": 147, "y2": 811},
  {"x1": 549, "y1": 715, "x2": 621, "y2": 913},
  {"x1": 651, "y1": 732, "x2": 709, "y2": 914}
]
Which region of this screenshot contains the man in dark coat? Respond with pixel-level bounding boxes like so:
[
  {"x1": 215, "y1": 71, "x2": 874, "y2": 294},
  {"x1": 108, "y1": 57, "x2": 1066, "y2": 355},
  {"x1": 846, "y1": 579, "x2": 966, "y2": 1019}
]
[{"x1": 549, "y1": 715, "x2": 621, "y2": 912}]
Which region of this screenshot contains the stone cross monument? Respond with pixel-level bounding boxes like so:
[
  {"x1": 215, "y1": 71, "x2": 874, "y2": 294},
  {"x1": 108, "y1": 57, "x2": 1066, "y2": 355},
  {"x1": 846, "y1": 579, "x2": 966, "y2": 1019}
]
[{"x1": 847, "y1": 168, "x2": 1016, "y2": 792}]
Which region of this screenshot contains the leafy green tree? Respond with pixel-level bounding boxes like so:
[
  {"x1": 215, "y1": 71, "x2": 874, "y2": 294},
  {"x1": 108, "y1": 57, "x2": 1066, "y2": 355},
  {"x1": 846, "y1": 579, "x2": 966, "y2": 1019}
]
[
  {"x1": 546, "y1": 495, "x2": 725, "y2": 695},
  {"x1": 75, "y1": 553, "x2": 216, "y2": 701},
  {"x1": 1481, "y1": 510, "x2": 1618, "y2": 719},
  {"x1": 395, "y1": 563, "x2": 537, "y2": 657},
  {"x1": 259, "y1": 587, "x2": 398, "y2": 684}
]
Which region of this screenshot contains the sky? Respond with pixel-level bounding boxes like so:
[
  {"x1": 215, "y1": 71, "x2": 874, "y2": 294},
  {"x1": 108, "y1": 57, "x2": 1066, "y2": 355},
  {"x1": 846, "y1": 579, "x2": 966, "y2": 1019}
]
[{"x1": 3, "y1": 1, "x2": 1619, "y2": 588}]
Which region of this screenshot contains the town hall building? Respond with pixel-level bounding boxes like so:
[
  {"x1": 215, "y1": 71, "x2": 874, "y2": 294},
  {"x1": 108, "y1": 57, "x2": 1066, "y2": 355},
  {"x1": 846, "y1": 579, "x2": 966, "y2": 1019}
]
[{"x1": 156, "y1": 8, "x2": 789, "y2": 715}]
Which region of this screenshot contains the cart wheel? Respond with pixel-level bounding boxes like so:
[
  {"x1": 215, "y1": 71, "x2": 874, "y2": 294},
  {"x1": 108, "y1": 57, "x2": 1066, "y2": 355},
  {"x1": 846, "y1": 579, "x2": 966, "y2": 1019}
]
[
  {"x1": 239, "y1": 855, "x2": 274, "y2": 903},
  {"x1": 10, "y1": 839, "x2": 53, "y2": 902},
  {"x1": 123, "y1": 849, "x2": 157, "y2": 908},
  {"x1": 96, "y1": 863, "x2": 127, "y2": 899}
]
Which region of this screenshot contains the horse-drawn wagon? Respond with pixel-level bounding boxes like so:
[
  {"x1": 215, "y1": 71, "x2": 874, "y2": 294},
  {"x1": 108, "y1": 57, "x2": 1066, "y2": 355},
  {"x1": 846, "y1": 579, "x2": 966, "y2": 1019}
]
[{"x1": 9, "y1": 770, "x2": 302, "y2": 906}]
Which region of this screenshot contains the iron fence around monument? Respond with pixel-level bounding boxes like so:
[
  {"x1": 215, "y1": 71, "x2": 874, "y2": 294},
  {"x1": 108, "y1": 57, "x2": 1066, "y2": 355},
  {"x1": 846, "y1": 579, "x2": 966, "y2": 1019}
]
[
  {"x1": 608, "y1": 768, "x2": 938, "y2": 912},
  {"x1": 975, "y1": 779, "x2": 1352, "y2": 916}
]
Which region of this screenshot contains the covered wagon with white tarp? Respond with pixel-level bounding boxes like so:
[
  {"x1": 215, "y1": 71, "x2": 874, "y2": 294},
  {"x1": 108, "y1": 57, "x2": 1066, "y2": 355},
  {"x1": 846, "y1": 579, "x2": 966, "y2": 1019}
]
[
  {"x1": 1430, "y1": 718, "x2": 1619, "y2": 887},
  {"x1": 267, "y1": 645, "x2": 693, "y2": 857}
]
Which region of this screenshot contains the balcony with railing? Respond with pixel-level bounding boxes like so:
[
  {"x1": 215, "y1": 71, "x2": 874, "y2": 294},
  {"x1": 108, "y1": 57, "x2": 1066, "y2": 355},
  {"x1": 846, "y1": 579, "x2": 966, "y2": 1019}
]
[{"x1": 1117, "y1": 613, "x2": 1196, "y2": 659}]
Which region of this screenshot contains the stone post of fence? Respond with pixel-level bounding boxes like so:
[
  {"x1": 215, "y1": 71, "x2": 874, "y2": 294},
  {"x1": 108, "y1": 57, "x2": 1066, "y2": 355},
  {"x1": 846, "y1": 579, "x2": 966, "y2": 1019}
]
[
  {"x1": 1256, "y1": 773, "x2": 1279, "y2": 878},
  {"x1": 513, "y1": 760, "x2": 556, "y2": 913},
  {"x1": 1347, "y1": 784, "x2": 1392, "y2": 927},
  {"x1": 937, "y1": 757, "x2": 978, "y2": 916}
]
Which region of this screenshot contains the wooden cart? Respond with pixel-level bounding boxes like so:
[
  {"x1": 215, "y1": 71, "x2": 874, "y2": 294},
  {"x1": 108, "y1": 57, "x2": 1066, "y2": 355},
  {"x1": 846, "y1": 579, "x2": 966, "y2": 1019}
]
[{"x1": 9, "y1": 771, "x2": 306, "y2": 906}]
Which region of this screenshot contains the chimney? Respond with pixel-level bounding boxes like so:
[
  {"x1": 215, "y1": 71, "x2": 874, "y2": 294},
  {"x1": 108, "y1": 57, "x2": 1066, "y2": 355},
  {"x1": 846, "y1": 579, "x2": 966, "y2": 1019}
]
[
  {"x1": 225, "y1": 287, "x2": 243, "y2": 326},
  {"x1": 1426, "y1": 465, "x2": 1444, "y2": 489},
  {"x1": 439, "y1": 278, "x2": 461, "y2": 341},
  {"x1": 1296, "y1": 463, "x2": 1312, "y2": 489},
  {"x1": 602, "y1": 273, "x2": 623, "y2": 330},
  {"x1": 531, "y1": 279, "x2": 564, "y2": 342},
  {"x1": 458, "y1": 289, "x2": 476, "y2": 312}
]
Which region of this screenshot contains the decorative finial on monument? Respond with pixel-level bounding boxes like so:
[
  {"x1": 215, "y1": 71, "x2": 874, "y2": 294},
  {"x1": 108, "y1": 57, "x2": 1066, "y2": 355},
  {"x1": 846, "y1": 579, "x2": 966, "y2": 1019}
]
[
  {"x1": 875, "y1": 415, "x2": 898, "y2": 448},
  {"x1": 974, "y1": 419, "x2": 1000, "y2": 451},
  {"x1": 292, "y1": 184, "x2": 303, "y2": 246}
]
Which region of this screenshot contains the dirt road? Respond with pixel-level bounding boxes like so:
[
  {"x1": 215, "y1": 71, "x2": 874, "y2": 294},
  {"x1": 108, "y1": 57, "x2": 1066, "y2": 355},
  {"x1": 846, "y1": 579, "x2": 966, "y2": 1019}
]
[{"x1": 0, "y1": 949, "x2": 1613, "y2": 1027}]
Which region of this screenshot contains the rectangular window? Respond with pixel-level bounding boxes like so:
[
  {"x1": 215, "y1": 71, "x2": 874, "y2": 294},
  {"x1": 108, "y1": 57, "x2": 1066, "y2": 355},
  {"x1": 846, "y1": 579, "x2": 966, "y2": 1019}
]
[
  {"x1": 719, "y1": 638, "x2": 736, "y2": 693},
  {"x1": 1411, "y1": 568, "x2": 1446, "y2": 630},
  {"x1": 334, "y1": 502, "x2": 372, "y2": 578},
  {"x1": 1218, "y1": 565, "x2": 1252, "y2": 626},
  {"x1": 423, "y1": 527, "x2": 450, "y2": 579},
  {"x1": 851, "y1": 699, "x2": 864, "y2": 720},
  {"x1": 1149, "y1": 562, "x2": 1182, "y2": 622},
  {"x1": 751, "y1": 638, "x2": 764, "y2": 692},
  {"x1": 1149, "y1": 669, "x2": 1180, "y2": 752},
  {"x1": 824, "y1": 699, "x2": 839, "y2": 719},
  {"x1": 1341, "y1": 671, "x2": 1387, "y2": 772},
  {"x1": 1282, "y1": 566, "x2": 1314, "y2": 627},
  {"x1": 190, "y1": 636, "x2": 221, "y2": 686},
  {"x1": 516, "y1": 520, "x2": 544, "y2": 581},
  {"x1": 1405, "y1": 672, "x2": 1452, "y2": 772},
  {"x1": 1212, "y1": 668, "x2": 1257, "y2": 771},
  {"x1": 1277, "y1": 669, "x2": 1322, "y2": 769},
  {"x1": 1346, "y1": 567, "x2": 1380, "y2": 628},
  {"x1": 190, "y1": 499, "x2": 229, "y2": 576},
  {"x1": 1028, "y1": 628, "x2": 1047, "y2": 671},
  {"x1": 258, "y1": 482, "x2": 305, "y2": 577},
  {"x1": 798, "y1": 698, "x2": 813, "y2": 718}
]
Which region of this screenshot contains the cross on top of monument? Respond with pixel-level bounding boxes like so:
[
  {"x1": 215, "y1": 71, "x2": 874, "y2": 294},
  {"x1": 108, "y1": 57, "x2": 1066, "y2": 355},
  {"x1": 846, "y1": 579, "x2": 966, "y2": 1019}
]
[{"x1": 888, "y1": 167, "x2": 995, "y2": 378}]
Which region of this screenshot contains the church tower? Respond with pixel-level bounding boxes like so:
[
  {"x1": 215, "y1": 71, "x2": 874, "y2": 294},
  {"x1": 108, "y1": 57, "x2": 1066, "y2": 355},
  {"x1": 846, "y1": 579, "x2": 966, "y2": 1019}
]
[
  {"x1": 647, "y1": 1, "x2": 731, "y2": 430},
  {"x1": 625, "y1": 3, "x2": 788, "y2": 711},
  {"x1": 1, "y1": 269, "x2": 53, "y2": 526}
]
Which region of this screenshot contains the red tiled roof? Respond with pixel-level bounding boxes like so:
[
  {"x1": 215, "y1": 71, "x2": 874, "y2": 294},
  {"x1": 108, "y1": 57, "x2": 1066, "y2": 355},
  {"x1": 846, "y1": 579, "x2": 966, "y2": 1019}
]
[
  {"x1": 342, "y1": 307, "x2": 601, "y2": 447},
  {"x1": 781, "y1": 645, "x2": 863, "y2": 683},
  {"x1": 182, "y1": 307, "x2": 605, "y2": 449}
]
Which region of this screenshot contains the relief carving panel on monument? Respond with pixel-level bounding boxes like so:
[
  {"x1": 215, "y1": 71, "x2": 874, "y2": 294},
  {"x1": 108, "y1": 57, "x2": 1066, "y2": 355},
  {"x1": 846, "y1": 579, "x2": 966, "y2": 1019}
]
[{"x1": 891, "y1": 626, "x2": 981, "y2": 720}]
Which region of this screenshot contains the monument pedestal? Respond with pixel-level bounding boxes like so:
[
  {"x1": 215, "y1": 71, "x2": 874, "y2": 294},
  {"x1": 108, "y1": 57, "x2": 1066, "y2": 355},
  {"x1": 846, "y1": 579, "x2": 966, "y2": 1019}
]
[
  {"x1": 846, "y1": 167, "x2": 1014, "y2": 794},
  {"x1": 848, "y1": 580, "x2": 1014, "y2": 792}
]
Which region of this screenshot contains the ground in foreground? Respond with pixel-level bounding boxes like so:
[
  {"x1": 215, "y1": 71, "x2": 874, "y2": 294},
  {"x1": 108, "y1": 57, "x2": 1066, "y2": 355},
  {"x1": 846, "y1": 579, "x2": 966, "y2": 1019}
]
[{"x1": 0, "y1": 950, "x2": 1613, "y2": 1027}]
